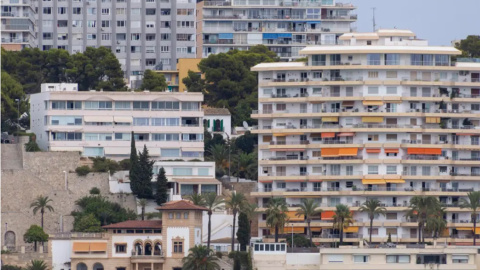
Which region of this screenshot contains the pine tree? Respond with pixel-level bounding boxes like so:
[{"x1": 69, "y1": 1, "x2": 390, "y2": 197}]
[
  {"x1": 137, "y1": 145, "x2": 154, "y2": 198},
  {"x1": 129, "y1": 132, "x2": 140, "y2": 195},
  {"x1": 236, "y1": 212, "x2": 250, "y2": 251},
  {"x1": 155, "y1": 167, "x2": 169, "y2": 205}
]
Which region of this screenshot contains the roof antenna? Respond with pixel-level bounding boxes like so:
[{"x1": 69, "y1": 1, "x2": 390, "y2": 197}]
[{"x1": 372, "y1": 7, "x2": 376, "y2": 32}]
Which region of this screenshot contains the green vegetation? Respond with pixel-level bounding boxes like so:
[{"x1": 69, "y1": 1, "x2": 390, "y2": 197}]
[
  {"x1": 226, "y1": 192, "x2": 247, "y2": 251},
  {"x1": 73, "y1": 213, "x2": 103, "y2": 232},
  {"x1": 459, "y1": 191, "x2": 480, "y2": 245},
  {"x1": 23, "y1": 225, "x2": 48, "y2": 251},
  {"x1": 333, "y1": 204, "x2": 354, "y2": 245},
  {"x1": 296, "y1": 199, "x2": 322, "y2": 244},
  {"x1": 138, "y1": 199, "x2": 148, "y2": 220},
  {"x1": 187, "y1": 193, "x2": 205, "y2": 206},
  {"x1": 89, "y1": 187, "x2": 101, "y2": 195},
  {"x1": 265, "y1": 197, "x2": 288, "y2": 242},
  {"x1": 1, "y1": 71, "x2": 27, "y2": 132},
  {"x1": 228, "y1": 251, "x2": 252, "y2": 270},
  {"x1": 72, "y1": 195, "x2": 136, "y2": 231},
  {"x1": 2, "y1": 265, "x2": 23, "y2": 270},
  {"x1": 26, "y1": 260, "x2": 48, "y2": 270},
  {"x1": 75, "y1": 166, "x2": 91, "y2": 176},
  {"x1": 406, "y1": 196, "x2": 442, "y2": 244},
  {"x1": 359, "y1": 199, "x2": 386, "y2": 244},
  {"x1": 286, "y1": 234, "x2": 314, "y2": 248},
  {"x1": 236, "y1": 212, "x2": 250, "y2": 251},
  {"x1": 155, "y1": 167, "x2": 169, "y2": 205},
  {"x1": 30, "y1": 196, "x2": 54, "y2": 228},
  {"x1": 25, "y1": 138, "x2": 41, "y2": 152},
  {"x1": 182, "y1": 245, "x2": 220, "y2": 270},
  {"x1": 140, "y1": 69, "x2": 167, "y2": 91},
  {"x1": 204, "y1": 192, "x2": 224, "y2": 249},
  {"x1": 455, "y1": 35, "x2": 480, "y2": 58}
]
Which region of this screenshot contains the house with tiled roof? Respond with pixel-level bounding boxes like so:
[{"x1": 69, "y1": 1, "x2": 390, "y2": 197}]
[{"x1": 203, "y1": 107, "x2": 232, "y2": 139}]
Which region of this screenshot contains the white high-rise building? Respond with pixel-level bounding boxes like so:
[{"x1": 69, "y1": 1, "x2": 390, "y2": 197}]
[
  {"x1": 1, "y1": 0, "x2": 37, "y2": 50},
  {"x1": 250, "y1": 29, "x2": 480, "y2": 244}
]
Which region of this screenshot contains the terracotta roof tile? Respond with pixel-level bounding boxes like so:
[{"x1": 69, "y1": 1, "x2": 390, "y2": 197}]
[
  {"x1": 204, "y1": 107, "x2": 231, "y2": 116},
  {"x1": 102, "y1": 220, "x2": 162, "y2": 229},
  {"x1": 156, "y1": 200, "x2": 208, "y2": 211}
]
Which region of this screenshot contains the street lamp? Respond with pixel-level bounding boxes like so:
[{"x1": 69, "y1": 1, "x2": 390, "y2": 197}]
[
  {"x1": 15, "y1": 99, "x2": 20, "y2": 140},
  {"x1": 223, "y1": 132, "x2": 231, "y2": 182},
  {"x1": 291, "y1": 224, "x2": 294, "y2": 252}
]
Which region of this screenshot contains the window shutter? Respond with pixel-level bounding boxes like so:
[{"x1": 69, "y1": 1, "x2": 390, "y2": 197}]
[{"x1": 220, "y1": 120, "x2": 224, "y2": 131}]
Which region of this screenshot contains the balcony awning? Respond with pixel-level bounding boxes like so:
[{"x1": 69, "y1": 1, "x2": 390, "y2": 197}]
[
  {"x1": 218, "y1": 33, "x2": 233, "y2": 39},
  {"x1": 474, "y1": 228, "x2": 480, "y2": 235},
  {"x1": 73, "y1": 242, "x2": 90, "y2": 252},
  {"x1": 456, "y1": 227, "x2": 472, "y2": 231},
  {"x1": 84, "y1": 116, "x2": 114, "y2": 122},
  {"x1": 425, "y1": 117, "x2": 441, "y2": 124},
  {"x1": 278, "y1": 33, "x2": 292, "y2": 38},
  {"x1": 321, "y1": 132, "x2": 336, "y2": 138},
  {"x1": 271, "y1": 148, "x2": 305, "y2": 151},
  {"x1": 321, "y1": 148, "x2": 339, "y2": 157},
  {"x1": 311, "y1": 227, "x2": 322, "y2": 232},
  {"x1": 322, "y1": 117, "x2": 338, "y2": 122},
  {"x1": 283, "y1": 227, "x2": 304, "y2": 234},
  {"x1": 343, "y1": 227, "x2": 359, "y2": 233},
  {"x1": 338, "y1": 148, "x2": 358, "y2": 156},
  {"x1": 337, "y1": 132, "x2": 355, "y2": 137},
  {"x1": 114, "y1": 116, "x2": 133, "y2": 123},
  {"x1": 259, "y1": 180, "x2": 273, "y2": 183},
  {"x1": 321, "y1": 211, "x2": 335, "y2": 220},
  {"x1": 342, "y1": 101, "x2": 355, "y2": 107},
  {"x1": 407, "y1": 148, "x2": 442, "y2": 155},
  {"x1": 287, "y1": 211, "x2": 304, "y2": 221},
  {"x1": 456, "y1": 133, "x2": 476, "y2": 136},
  {"x1": 385, "y1": 179, "x2": 405, "y2": 184},
  {"x1": 362, "y1": 116, "x2": 384, "y2": 123},
  {"x1": 366, "y1": 148, "x2": 381, "y2": 153},
  {"x1": 273, "y1": 133, "x2": 288, "y2": 137},
  {"x1": 362, "y1": 179, "x2": 387, "y2": 185},
  {"x1": 362, "y1": 100, "x2": 383, "y2": 106},
  {"x1": 90, "y1": 242, "x2": 107, "y2": 252},
  {"x1": 384, "y1": 149, "x2": 399, "y2": 154}
]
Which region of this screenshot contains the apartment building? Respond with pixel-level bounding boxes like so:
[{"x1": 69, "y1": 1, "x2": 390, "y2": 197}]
[
  {"x1": 250, "y1": 29, "x2": 480, "y2": 244},
  {"x1": 29, "y1": 83, "x2": 204, "y2": 160},
  {"x1": 36, "y1": 0, "x2": 197, "y2": 85},
  {"x1": 50, "y1": 200, "x2": 207, "y2": 270},
  {"x1": 199, "y1": 0, "x2": 356, "y2": 60},
  {"x1": 1, "y1": 0, "x2": 37, "y2": 50},
  {"x1": 155, "y1": 58, "x2": 202, "y2": 92}
]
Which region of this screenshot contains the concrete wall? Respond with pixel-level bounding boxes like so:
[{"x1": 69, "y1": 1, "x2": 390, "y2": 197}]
[{"x1": 1, "y1": 252, "x2": 51, "y2": 268}]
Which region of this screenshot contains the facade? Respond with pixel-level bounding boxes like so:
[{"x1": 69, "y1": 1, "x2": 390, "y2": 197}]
[
  {"x1": 35, "y1": 0, "x2": 197, "y2": 84},
  {"x1": 155, "y1": 58, "x2": 202, "y2": 92},
  {"x1": 1, "y1": 0, "x2": 37, "y2": 51},
  {"x1": 204, "y1": 107, "x2": 232, "y2": 139},
  {"x1": 30, "y1": 83, "x2": 204, "y2": 160},
  {"x1": 50, "y1": 200, "x2": 207, "y2": 270},
  {"x1": 200, "y1": 0, "x2": 356, "y2": 60},
  {"x1": 250, "y1": 29, "x2": 480, "y2": 244}
]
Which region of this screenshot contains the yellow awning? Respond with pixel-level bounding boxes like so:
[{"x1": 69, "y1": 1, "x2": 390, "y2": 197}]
[
  {"x1": 322, "y1": 117, "x2": 339, "y2": 122},
  {"x1": 283, "y1": 227, "x2": 304, "y2": 234},
  {"x1": 363, "y1": 100, "x2": 384, "y2": 106},
  {"x1": 426, "y1": 117, "x2": 441, "y2": 124},
  {"x1": 362, "y1": 179, "x2": 387, "y2": 185},
  {"x1": 385, "y1": 179, "x2": 405, "y2": 184},
  {"x1": 321, "y1": 148, "x2": 339, "y2": 157},
  {"x1": 90, "y1": 242, "x2": 107, "y2": 252},
  {"x1": 73, "y1": 242, "x2": 90, "y2": 252},
  {"x1": 273, "y1": 133, "x2": 287, "y2": 137},
  {"x1": 456, "y1": 227, "x2": 472, "y2": 231},
  {"x1": 287, "y1": 211, "x2": 304, "y2": 221},
  {"x1": 362, "y1": 116, "x2": 384, "y2": 123},
  {"x1": 474, "y1": 228, "x2": 480, "y2": 235},
  {"x1": 344, "y1": 227, "x2": 359, "y2": 233},
  {"x1": 311, "y1": 227, "x2": 322, "y2": 232}
]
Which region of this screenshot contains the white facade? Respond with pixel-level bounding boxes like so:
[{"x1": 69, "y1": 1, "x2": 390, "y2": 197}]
[
  {"x1": 30, "y1": 83, "x2": 204, "y2": 160},
  {"x1": 251, "y1": 30, "x2": 480, "y2": 243},
  {"x1": 204, "y1": 113, "x2": 232, "y2": 140},
  {"x1": 1, "y1": 0, "x2": 37, "y2": 50}
]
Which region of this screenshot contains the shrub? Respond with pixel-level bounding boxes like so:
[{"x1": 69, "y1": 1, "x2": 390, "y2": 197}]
[
  {"x1": 75, "y1": 166, "x2": 91, "y2": 176},
  {"x1": 91, "y1": 157, "x2": 121, "y2": 174},
  {"x1": 2, "y1": 265, "x2": 23, "y2": 270},
  {"x1": 25, "y1": 139, "x2": 41, "y2": 152},
  {"x1": 119, "y1": 159, "x2": 131, "y2": 170},
  {"x1": 89, "y1": 187, "x2": 100, "y2": 195},
  {"x1": 216, "y1": 251, "x2": 223, "y2": 259}
]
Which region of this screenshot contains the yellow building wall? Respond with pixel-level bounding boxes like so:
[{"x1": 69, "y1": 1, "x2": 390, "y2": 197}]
[{"x1": 178, "y1": 58, "x2": 202, "y2": 92}]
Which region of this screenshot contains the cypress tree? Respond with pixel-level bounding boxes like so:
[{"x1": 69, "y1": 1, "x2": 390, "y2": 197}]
[
  {"x1": 236, "y1": 212, "x2": 250, "y2": 251},
  {"x1": 137, "y1": 145, "x2": 154, "y2": 198},
  {"x1": 129, "y1": 131, "x2": 140, "y2": 195},
  {"x1": 155, "y1": 167, "x2": 169, "y2": 205}
]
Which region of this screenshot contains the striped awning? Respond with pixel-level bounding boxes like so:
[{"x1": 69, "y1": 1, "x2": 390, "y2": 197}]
[
  {"x1": 362, "y1": 116, "x2": 384, "y2": 123},
  {"x1": 362, "y1": 179, "x2": 387, "y2": 185},
  {"x1": 363, "y1": 100, "x2": 383, "y2": 106}
]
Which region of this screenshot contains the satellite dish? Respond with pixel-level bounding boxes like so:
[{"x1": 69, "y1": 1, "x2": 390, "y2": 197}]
[{"x1": 243, "y1": 121, "x2": 249, "y2": 129}]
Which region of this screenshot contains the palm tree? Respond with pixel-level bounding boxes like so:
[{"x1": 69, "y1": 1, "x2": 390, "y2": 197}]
[
  {"x1": 265, "y1": 197, "x2": 288, "y2": 242},
  {"x1": 139, "y1": 199, "x2": 147, "y2": 220},
  {"x1": 332, "y1": 204, "x2": 353, "y2": 245},
  {"x1": 406, "y1": 196, "x2": 441, "y2": 244},
  {"x1": 425, "y1": 207, "x2": 447, "y2": 239},
  {"x1": 225, "y1": 192, "x2": 246, "y2": 251},
  {"x1": 182, "y1": 245, "x2": 220, "y2": 270},
  {"x1": 459, "y1": 191, "x2": 480, "y2": 246},
  {"x1": 204, "y1": 192, "x2": 224, "y2": 249},
  {"x1": 30, "y1": 196, "x2": 54, "y2": 228},
  {"x1": 233, "y1": 152, "x2": 256, "y2": 180},
  {"x1": 358, "y1": 199, "x2": 386, "y2": 244},
  {"x1": 207, "y1": 144, "x2": 228, "y2": 171},
  {"x1": 27, "y1": 260, "x2": 48, "y2": 270},
  {"x1": 187, "y1": 193, "x2": 205, "y2": 206},
  {"x1": 241, "y1": 202, "x2": 258, "y2": 245},
  {"x1": 296, "y1": 199, "x2": 322, "y2": 243}
]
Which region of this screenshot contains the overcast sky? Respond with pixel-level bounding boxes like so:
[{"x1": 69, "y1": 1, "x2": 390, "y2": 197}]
[{"x1": 349, "y1": 0, "x2": 480, "y2": 46}]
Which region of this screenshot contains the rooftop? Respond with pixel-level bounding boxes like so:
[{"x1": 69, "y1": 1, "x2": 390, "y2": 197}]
[
  {"x1": 102, "y1": 220, "x2": 163, "y2": 229},
  {"x1": 204, "y1": 107, "x2": 231, "y2": 115},
  {"x1": 299, "y1": 45, "x2": 461, "y2": 55},
  {"x1": 156, "y1": 200, "x2": 209, "y2": 211},
  {"x1": 172, "y1": 178, "x2": 221, "y2": 184}
]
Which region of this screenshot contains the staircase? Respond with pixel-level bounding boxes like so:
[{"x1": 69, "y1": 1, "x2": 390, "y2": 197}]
[{"x1": 1, "y1": 144, "x2": 23, "y2": 170}]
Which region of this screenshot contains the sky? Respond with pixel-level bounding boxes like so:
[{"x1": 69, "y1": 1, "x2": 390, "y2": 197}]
[{"x1": 349, "y1": 0, "x2": 480, "y2": 45}]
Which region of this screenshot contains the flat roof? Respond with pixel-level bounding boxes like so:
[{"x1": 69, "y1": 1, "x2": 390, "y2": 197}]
[
  {"x1": 204, "y1": 107, "x2": 231, "y2": 115},
  {"x1": 253, "y1": 62, "x2": 306, "y2": 69},
  {"x1": 102, "y1": 220, "x2": 162, "y2": 229},
  {"x1": 156, "y1": 200, "x2": 208, "y2": 211},
  {"x1": 173, "y1": 178, "x2": 221, "y2": 184},
  {"x1": 299, "y1": 46, "x2": 462, "y2": 55}
]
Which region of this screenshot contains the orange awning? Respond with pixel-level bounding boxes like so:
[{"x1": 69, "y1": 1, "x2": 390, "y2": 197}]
[
  {"x1": 283, "y1": 227, "x2": 304, "y2": 234},
  {"x1": 384, "y1": 149, "x2": 399, "y2": 153},
  {"x1": 321, "y1": 148, "x2": 339, "y2": 157},
  {"x1": 337, "y1": 132, "x2": 355, "y2": 137},
  {"x1": 311, "y1": 227, "x2": 322, "y2": 232},
  {"x1": 338, "y1": 148, "x2": 358, "y2": 156},
  {"x1": 287, "y1": 211, "x2": 304, "y2": 221},
  {"x1": 321, "y1": 211, "x2": 335, "y2": 220},
  {"x1": 344, "y1": 227, "x2": 359, "y2": 233},
  {"x1": 366, "y1": 149, "x2": 381, "y2": 153},
  {"x1": 73, "y1": 242, "x2": 90, "y2": 252},
  {"x1": 424, "y1": 148, "x2": 442, "y2": 155},
  {"x1": 408, "y1": 148, "x2": 441, "y2": 155},
  {"x1": 321, "y1": 132, "x2": 336, "y2": 138},
  {"x1": 457, "y1": 133, "x2": 476, "y2": 136},
  {"x1": 90, "y1": 242, "x2": 107, "y2": 252},
  {"x1": 407, "y1": 148, "x2": 424, "y2": 155}
]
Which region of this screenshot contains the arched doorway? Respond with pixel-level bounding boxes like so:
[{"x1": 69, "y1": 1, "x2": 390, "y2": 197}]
[
  {"x1": 4, "y1": 231, "x2": 15, "y2": 248},
  {"x1": 154, "y1": 242, "x2": 162, "y2": 255},
  {"x1": 135, "y1": 242, "x2": 143, "y2": 255},
  {"x1": 93, "y1": 263, "x2": 104, "y2": 270},
  {"x1": 145, "y1": 242, "x2": 152, "y2": 255},
  {"x1": 76, "y1": 263, "x2": 87, "y2": 270}
]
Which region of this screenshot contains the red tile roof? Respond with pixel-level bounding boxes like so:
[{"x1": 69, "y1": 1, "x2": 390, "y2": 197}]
[
  {"x1": 156, "y1": 200, "x2": 208, "y2": 211},
  {"x1": 102, "y1": 220, "x2": 163, "y2": 229}
]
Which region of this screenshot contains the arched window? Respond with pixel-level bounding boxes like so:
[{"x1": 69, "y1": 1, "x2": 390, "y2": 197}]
[
  {"x1": 93, "y1": 263, "x2": 104, "y2": 270},
  {"x1": 4, "y1": 231, "x2": 16, "y2": 247},
  {"x1": 154, "y1": 242, "x2": 162, "y2": 256},
  {"x1": 145, "y1": 242, "x2": 152, "y2": 255},
  {"x1": 76, "y1": 263, "x2": 87, "y2": 270},
  {"x1": 135, "y1": 242, "x2": 143, "y2": 255}
]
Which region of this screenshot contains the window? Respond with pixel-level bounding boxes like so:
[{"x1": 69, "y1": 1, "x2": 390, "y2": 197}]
[
  {"x1": 173, "y1": 168, "x2": 193, "y2": 176},
  {"x1": 115, "y1": 244, "x2": 127, "y2": 253},
  {"x1": 411, "y1": 54, "x2": 433, "y2": 66},
  {"x1": 85, "y1": 101, "x2": 112, "y2": 110},
  {"x1": 117, "y1": 21, "x2": 125, "y2": 27},
  {"x1": 386, "y1": 134, "x2": 397, "y2": 141},
  {"x1": 168, "y1": 213, "x2": 173, "y2": 219},
  {"x1": 173, "y1": 241, "x2": 183, "y2": 253},
  {"x1": 73, "y1": 7, "x2": 82, "y2": 14},
  {"x1": 367, "y1": 54, "x2": 381, "y2": 65},
  {"x1": 367, "y1": 87, "x2": 379, "y2": 94},
  {"x1": 133, "y1": 118, "x2": 149, "y2": 126},
  {"x1": 43, "y1": 7, "x2": 51, "y2": 14},
  {"x1": 87, "y1": 20, "x2": 96, "y2": 27},
  {"x1": 386, "y1": 213, "x2": 397, "y2": 220},
  {"x1": 51, "y1": 101, "x2": 66, "y2": 109},
  {"x1": 101, "y1": 8, "x2": 110, "y2": 15},
  {"x1": 313, "y1": 71, "x2": 322, "y2": 78},
  {"x1": 146, "y1": 8, "x2": 156, "y2": 15},
  {"x1": 386, "y1": 228, "x2": 397, "y2": 235},
  {"x1": 151, "y1": 118, "x2": 179, "y2": 126},
  {"x1": 101, "y1": 20, "x2": 110, "y2": 27},
  {"x1": 353, "y1": 255, "x2": 368, "y2": 263},
  {"x1": 385, "y1": 54, "x2": 400, "y2": 65},
  {"x1": 133, "y1": 101, "x2": 149, "y2": 110},
  {"x1": 52, "y1": 132, "x2": 82, "y2": 141},
  {"x1": 161, "y1": 149, "x2": 180, "y2": 157},
  {"x1": 198, "y1": 168, "x2": 209, "y2": 176},
  {"x1": 85, "y1": 133, "x2": 112, "y2": 141},
  {"x1": 368, "y1": 165, "x2": 379, "y2": 175},
  {"x1": 115, "y1": 101, "x2": 130, "y2": 110},
  {"x1": 386, "y1": 86, "x2": 397, "y2": 94},
  {"x1": 161, "y1": 46, "x2": 170, "y2": 52},
  {"x1": 87, "y1": 8, "x2": 96, "y2": 15},
  {"x1": 368, "y1": 71, "x2": 379, "y2": 78},
  {"x1": 152, "y1": 133, "x2": 179, "y2": 141},
  {"x1": 114, "y1": 133, "x2": 131, "y2": 141},
  {"x1": 472, "y1": 104, "x2": 480, "y2": 111},
  {"x1": 131, "y1": 33, "x2": 141, "y2": 41},
  {"x1": 116, "y1": 8, "x2": 126, "y2": 15},
  {"x1": 101, "y1": 33, "x2": 110, "y2": 40},
  {"x1": 328, "y1": 255, "x2": 344, "y2": 263},
  {"x1": 386, "y1": 71, "x2": 398, "y2": 78},
  {"x1": 276, "y1": 182, "x2": 286, "y2": 189},
  {"x1": 184, "y1": 212, "x2": 189, "y2": 219},
  {"x1": 452, "y1": 255, "x2": 469, "y2": 263},
  {"x1": 367, "y1": 134, "x2": 379, "y2": 141},
  {"x1": 368, "y1": 228, "x2": 379, "y2": 235},
  {"x1": 386, "y1": 166, "x2": 397, "y2": 174},
  {"x1": 386, "y1": 255, "x2": 410, "y2": 263}
]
